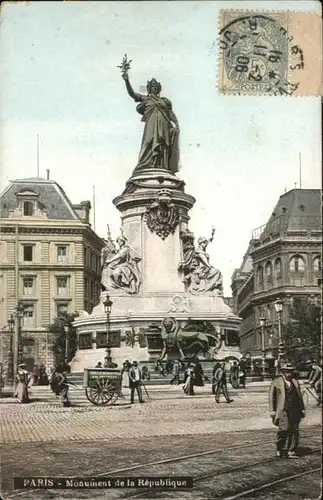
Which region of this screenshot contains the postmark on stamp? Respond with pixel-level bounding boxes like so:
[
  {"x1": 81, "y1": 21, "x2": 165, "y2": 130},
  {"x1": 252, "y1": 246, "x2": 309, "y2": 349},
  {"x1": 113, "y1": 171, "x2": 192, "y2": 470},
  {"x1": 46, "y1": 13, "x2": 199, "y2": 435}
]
[{"x1": 218, "y1": 10, "x2": 322, "y2": 96}]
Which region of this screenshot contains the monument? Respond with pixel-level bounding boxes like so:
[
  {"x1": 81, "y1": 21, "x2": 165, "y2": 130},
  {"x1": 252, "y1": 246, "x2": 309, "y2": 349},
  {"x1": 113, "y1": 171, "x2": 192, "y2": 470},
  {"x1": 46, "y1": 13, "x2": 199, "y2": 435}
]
[{"x1": 71, "y1": 55, "x2": 241, "y2": 372}]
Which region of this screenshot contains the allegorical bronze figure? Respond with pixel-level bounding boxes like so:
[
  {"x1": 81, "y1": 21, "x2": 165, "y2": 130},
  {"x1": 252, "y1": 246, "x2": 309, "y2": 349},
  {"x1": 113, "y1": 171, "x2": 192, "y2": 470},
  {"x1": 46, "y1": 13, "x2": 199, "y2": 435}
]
[{"x1": 118, "y1": 54, "x2": 180, "y2": 174}]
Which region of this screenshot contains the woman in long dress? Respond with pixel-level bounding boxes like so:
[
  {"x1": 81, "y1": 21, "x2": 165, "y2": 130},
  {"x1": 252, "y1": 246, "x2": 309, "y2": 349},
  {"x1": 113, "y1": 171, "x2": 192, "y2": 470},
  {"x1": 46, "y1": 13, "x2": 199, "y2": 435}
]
[
  {"x1": 14, "y1": 363, "x2": 30, "y2": 403},
  {"x1": 123, "y1": 73, "x2": 180, "y2": 174},
  {"x1": 183, "y1": 362, "x2": 195, "y2": 395}
]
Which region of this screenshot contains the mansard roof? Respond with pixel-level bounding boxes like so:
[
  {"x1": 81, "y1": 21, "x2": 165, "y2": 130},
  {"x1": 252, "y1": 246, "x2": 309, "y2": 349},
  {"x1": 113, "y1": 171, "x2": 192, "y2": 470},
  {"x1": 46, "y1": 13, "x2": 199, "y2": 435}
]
[
  {"x1": 0, "y1": 177, "x2": 80, "y2": 221},
  {"x1": 254, "y1": 189, "x2": 321, "y2": 239}
]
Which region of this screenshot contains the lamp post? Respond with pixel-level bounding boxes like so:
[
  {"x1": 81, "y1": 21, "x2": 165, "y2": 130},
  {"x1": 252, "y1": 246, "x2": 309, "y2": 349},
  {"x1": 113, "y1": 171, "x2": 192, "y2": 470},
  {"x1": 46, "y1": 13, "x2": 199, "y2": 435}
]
[
  {"x1": 7, "y1": 314, "x2": 15, "y2": 385},
  {"x1": 274, "y1": 298, "x2": 284, "y2": 374},
  {"x1": 103, "y1": 294, "x2": 114, "y2": 368},
  {"x1": 8, "y1": 303, "x2": 24, "y2": 391},
  {"x1": 259, "y1": 317, "x2": 266, "y2": 379},
  {"x1": 64, "y1": 325, "x2": 69, "y2": 364}
]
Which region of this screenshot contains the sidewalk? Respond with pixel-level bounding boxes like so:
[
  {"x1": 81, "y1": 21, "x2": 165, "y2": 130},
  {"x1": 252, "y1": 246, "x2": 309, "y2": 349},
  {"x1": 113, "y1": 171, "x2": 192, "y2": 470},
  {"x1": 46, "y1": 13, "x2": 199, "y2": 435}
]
[{"x1": 0, "y1": 380, "x2": 274, "y2": 405}]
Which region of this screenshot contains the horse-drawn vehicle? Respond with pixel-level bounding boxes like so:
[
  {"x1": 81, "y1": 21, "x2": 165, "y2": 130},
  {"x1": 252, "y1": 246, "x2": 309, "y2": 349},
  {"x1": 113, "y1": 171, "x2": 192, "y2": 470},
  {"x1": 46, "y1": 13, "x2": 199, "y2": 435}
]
[{"x1": 83, "y1": 368, "x2": 122, "y2": 406}]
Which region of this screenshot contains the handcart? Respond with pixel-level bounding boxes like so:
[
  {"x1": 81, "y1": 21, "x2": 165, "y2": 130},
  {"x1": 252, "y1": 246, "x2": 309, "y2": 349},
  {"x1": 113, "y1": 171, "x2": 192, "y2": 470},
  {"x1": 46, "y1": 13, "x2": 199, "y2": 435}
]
[{"x1": 83, "y1": 368, "x2": 122, "y2": 406}]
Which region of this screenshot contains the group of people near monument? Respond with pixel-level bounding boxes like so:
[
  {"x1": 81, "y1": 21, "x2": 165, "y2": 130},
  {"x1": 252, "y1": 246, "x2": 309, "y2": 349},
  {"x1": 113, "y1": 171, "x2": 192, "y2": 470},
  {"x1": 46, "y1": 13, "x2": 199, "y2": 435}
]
[{"x1": 155, "y1": 357, "x2": 247, "y2": 402}]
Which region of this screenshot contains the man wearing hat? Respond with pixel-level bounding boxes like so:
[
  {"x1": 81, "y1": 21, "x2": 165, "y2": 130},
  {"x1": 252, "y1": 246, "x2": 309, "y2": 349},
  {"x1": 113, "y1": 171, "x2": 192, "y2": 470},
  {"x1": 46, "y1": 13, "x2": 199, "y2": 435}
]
[
  {"x1": 269, "y1": 362, "x2": 305, "y2": 458},
  {"x1": 128, "y1": 361, "x2": 144, "y2": 404}
]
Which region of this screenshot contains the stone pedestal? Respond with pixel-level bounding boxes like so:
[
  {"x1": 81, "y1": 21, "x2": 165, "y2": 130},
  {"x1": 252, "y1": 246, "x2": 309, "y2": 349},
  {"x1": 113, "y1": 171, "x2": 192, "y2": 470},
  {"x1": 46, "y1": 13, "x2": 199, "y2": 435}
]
[{"x1": 71, "y1": 168, "x2": 242, "y2": 372}]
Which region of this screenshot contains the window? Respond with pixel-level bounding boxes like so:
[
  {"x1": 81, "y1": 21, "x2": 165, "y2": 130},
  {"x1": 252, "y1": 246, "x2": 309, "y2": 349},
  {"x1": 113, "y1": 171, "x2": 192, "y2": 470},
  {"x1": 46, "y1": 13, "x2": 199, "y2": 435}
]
[
  {"x1": 289, "y1": 255, "x2": 305, "y2": 272},
  {"x1": 84, "y1": 277, "x2": 88, "y2": 297},
  {"x1": 57, "y1": 277, "x2": 69, "y2": 297},
  {"x1": 23, "y1": 277, "x2": 35, "y2": 296},
  {"x1": 265, "y1": 262, "x2": 273, "y2": 286},
  {"x1": 22, "y1": 339, "x2": 36, "y2": 372},
  {"x1": 56, "y1": 303, "x2": 68, "y2": 317},
  {"x1": 90, "y1": 280, "x2": 95, "y2": 301},
  {"x1": 23, "y1": 245, "x2": 33, "y2": 262},
  {"x1": 256, "y1": 266, "x2": 264, "y2": 290},
  {"x1": 23, "y1": 201, "x2": 34, "y2": 216},
  {"x1": 313, "y1": 256, "x2": 321, "y2": 272},
  {"x1": 22, "y1": 304, "x2": 35, "y2": 327},
  {"x1": 57, "y1": 246, "x2": 68, "y2": 262},
  {"x1": 274, "y1": 258, "x2": 282, "y2": 278}
]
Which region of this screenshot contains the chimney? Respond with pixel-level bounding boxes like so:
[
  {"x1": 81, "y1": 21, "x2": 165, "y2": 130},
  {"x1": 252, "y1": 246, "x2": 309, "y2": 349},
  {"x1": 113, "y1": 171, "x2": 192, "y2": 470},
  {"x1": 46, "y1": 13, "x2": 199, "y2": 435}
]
[
  {"x1": 72, "y1": 200, "x2": 91, "y2": 223},
  {"x1": 46, "y1": 169, "x2": 50, "y2": 180}
]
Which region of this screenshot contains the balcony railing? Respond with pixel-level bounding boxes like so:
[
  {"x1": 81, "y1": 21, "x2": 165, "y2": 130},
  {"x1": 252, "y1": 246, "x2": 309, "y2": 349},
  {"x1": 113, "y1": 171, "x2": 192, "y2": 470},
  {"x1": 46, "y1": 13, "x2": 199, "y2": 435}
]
[{"x1": 252, "y1": 215, "x2": 321, "y2": 241}]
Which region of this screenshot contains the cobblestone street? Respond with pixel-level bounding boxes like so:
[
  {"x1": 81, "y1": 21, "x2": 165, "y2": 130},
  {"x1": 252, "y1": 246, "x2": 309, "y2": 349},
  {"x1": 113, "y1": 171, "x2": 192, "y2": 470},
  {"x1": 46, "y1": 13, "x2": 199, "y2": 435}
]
[{"x1": 0, "y1": 388, "x2": 321, "y2": 499}]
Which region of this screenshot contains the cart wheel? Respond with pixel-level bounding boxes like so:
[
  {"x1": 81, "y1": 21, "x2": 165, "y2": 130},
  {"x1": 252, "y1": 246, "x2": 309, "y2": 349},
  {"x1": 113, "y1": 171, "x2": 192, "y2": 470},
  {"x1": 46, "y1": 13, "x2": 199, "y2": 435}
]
[
  {"x1": 101, "y1": 379, "x2": 118, "y2": 405},
  {"x1": 85, "y1": 378, "x2": 115, "y2": 406}
]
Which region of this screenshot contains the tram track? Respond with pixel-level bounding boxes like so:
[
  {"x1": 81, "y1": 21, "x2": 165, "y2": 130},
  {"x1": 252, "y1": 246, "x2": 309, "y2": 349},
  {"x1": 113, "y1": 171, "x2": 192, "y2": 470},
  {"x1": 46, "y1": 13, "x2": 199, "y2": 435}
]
[
  {"x1": 223, "y1": 467, "x2": 322, "y2": 499},
  {"x1": 6, "y1": 429, "x2": 320, "y2": 499},
  {"x1": 119, "y1": 445, "x2": 321, "y2": 499}
]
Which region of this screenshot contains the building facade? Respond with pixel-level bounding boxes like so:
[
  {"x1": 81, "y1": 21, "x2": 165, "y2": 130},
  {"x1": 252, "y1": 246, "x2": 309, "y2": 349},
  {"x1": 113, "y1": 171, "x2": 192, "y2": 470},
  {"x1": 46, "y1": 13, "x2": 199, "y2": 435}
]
[
  {"x1": 0, "y1": 177, "x2": 105, "y2": 376},
  {"x1": 231, "y1": 189, "x2": 322, "y2": 374}
]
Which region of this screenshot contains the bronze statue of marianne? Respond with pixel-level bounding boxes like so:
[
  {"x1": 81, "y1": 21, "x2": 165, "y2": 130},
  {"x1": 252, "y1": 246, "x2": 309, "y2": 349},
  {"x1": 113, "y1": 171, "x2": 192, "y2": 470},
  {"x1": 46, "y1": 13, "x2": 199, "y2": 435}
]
[{"x1": 118, "y1": 54, "x2": 180, "y2": 174}]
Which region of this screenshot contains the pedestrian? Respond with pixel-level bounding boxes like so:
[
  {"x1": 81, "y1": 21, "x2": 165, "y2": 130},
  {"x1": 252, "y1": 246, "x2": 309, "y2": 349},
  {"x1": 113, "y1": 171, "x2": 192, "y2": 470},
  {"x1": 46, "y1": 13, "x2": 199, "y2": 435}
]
[
  {"x1": 170, "y1": 360, "x2": 181, "y2": 385},
  {"x1": 214, "y1": 362, "x2": 233, "y2": 404},
  {"x1": 194, "y1": 358, "x2": 204, "y2": 387},
  {"x1": 120, "y1": 360, "x2": 131, "y2": 398},
  {"x1": 142, "y1": 365, "x2": 150, "y2": 381},
  {"x1": 128, "y1": 361, "x2": 144, "y2": 404},
  {"x1": 14, "y1": 363, "x2": 30, "y2": 403},
  {"x1": 307, "y1": 360, "x2": 322, "y2": 405},
  {"x1": 54, "y1": 364, "x2": 71, "y2": 407},
  {"x1": 230, "y1": 361, "x2": 239, "y2": 388},
  {"x1": 31, "y1": 364, "x2": 39, "y2": 386},
  {"x1": 239, "y1": 361, "x2": 247, "y2": 388},
  {"x1": 212, "y1": 362, "x2": 220, "y2": 394},
  {"x1": 269, "y1": 362, "x2": 305, "y2": 459},
  {"x1": 183, "y1": 362, "x2": 195, "y2": 395},
  {"x1": 38, "y1": 364, "x2": 49, "y2": 386}
]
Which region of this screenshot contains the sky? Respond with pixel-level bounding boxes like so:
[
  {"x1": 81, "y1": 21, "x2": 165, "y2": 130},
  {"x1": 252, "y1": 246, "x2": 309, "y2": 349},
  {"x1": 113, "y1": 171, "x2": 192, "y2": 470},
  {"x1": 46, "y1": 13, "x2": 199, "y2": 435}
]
[{"x1": 0, "y1": 0, "x2": 321, "y2": 295}]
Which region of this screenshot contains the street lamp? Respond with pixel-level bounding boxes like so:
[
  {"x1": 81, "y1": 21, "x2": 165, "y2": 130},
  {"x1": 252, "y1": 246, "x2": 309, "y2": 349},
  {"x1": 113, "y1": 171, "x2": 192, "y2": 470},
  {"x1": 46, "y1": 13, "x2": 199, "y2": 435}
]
[
  {"x1": 64, "y1": 325, "x2": 69, "y2": 363},
  {"x1": 7, "y1": 303, "x2": 24, "y2": 392},
  {"x1": 103, "y1": 294, "x2": 114, "y2": 368},
  {"x1": 259, "y1": 317, "x2": 266, "y2": 379},
  {"x1": 274, "y1": 298, "x2": 284, "y2": 374},
  {"x1": 7, "y1": 314, "x2": 15, "y2": 384}
]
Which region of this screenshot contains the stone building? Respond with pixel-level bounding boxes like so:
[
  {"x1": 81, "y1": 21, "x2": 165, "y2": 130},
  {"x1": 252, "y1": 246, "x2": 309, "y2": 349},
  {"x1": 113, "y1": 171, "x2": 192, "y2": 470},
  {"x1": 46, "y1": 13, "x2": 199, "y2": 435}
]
[
  {"x1": 0, "y1": 177, "x2": 105, "y2": 376},
  {"x1": 231, "y1": 189, "x2": 321, "y2": 374}
]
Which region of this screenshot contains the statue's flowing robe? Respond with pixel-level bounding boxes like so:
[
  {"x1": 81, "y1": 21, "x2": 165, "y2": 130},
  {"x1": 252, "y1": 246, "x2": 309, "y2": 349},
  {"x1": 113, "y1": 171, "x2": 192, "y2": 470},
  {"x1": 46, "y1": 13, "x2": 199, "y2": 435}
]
[
  {"x1": 102, "y1": 245, "x2": 141, "y2": 295},
  {"x1": 134, "y1": 95, "x2": 179, "y2": 173},
  {"x1": 190, "y1": 249, "x2": 223, "y2": 293}
]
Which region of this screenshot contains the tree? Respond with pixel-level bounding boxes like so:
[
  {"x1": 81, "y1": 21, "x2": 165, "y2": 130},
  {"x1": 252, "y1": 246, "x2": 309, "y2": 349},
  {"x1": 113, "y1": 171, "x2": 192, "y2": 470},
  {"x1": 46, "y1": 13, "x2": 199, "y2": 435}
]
[
  {"x1": 48, "y1": 312, "x2": 78, "y2": 367},
  {"x1": 283, "y1": 297, "x2": 321, "y2": 366}
]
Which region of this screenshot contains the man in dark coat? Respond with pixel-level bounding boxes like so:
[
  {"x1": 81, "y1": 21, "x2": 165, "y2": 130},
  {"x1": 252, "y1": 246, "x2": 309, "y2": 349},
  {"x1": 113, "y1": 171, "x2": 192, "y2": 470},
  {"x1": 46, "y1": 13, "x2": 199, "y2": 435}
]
[
  {"x1": 194, "y1": 358, "x2": 204, "y2": 387},
  {"x1": 269, "y1": 363, "x2": 305, "y2": 458},
  {"x1": 51, "y1": 363, "x2": 71, "y2": 407},
  {"x1": 128, "y1": 361, "x2": 144, "y2": 404},
  {"x1": 214, "y1": 362, "x2": 233, "y2": 403}
]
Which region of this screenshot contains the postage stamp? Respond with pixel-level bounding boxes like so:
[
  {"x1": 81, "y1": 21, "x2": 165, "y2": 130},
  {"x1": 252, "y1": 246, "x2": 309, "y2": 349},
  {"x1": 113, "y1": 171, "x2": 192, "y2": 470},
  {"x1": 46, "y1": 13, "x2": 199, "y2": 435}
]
[{"x1": 218, "y1": 10, "x2": 322, "y2": 96}]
